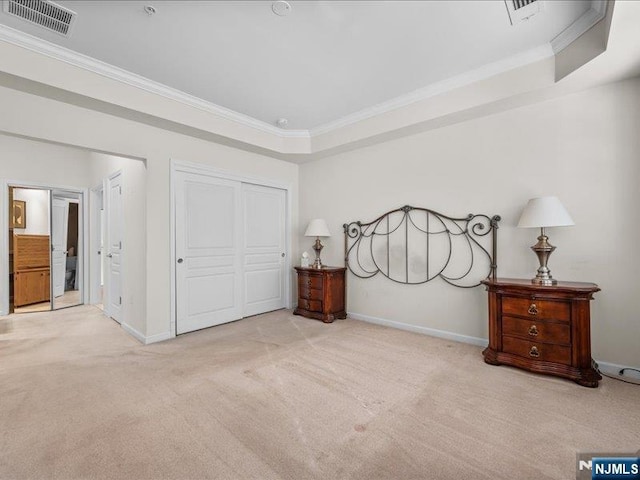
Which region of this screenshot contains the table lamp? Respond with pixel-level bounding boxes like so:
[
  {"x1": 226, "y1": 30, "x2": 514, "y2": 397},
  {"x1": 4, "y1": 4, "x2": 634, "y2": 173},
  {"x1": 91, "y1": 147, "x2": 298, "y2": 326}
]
[
  {"x1": 304, "y1": 219, "x2": 331, "y2": 269},
  {"x1": 517, "y1": 196, "x2": 574, "y2": 286}
]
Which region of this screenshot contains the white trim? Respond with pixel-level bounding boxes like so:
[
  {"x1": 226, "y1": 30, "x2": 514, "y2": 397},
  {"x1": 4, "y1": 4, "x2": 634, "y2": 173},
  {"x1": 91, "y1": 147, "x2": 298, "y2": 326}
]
[
  {"x1": 78, "y1": 188, "x2": 89, "y2": 306},
  {"x1": 169, "y1": 159, "x2": 293, "y2": 337},
  {"x1": 145, "y1": 331, "x2": 172, "y2": 345},
  {"x1": 310, "y1": 44, "x2": 554, "y2": 136},
  {"x1": 348, "y1": 312, "x2": 640, "y2": 378},
  {"x1": 89, "y1": 184, "x2": 103, "y2": 306},
  {"x1": 120, "y1": 322, "x2": 172, "y2": 345},
  {"x1": 550, "y1": 2, "x2": 608, "y2": 54},
  {"x1": 0, "y1": 3, "x2": 605, "y2": 143},
  {"x1": 348, "y1": 312, "x2": 489, "y2": 348},
  {"x1": 597, "y1": 360, "x2": 640, "y2": 377},
  {"x1": 0, "y1": 24, "x2": 309, "y2": 140},
  {"x1": 0, "y1": 180, "x2": 8, "y2": 316},
  {"x1": 169, "y1": 163, "x2": 177, "y2": 338},
  {"x1": 171, "y1": 160, "x2": 293, "y2": 191},
  {"x1": 120, "y1": 322, "x2": 145, "y2": 344}
]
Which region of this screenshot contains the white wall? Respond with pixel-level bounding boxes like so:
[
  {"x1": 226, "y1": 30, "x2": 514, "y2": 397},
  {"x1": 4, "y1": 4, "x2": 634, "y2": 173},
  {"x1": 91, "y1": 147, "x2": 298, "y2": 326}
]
[
  {"x1": 0, "y1": 134, "x2": 93, "y2": 187},
  {"x1": 0, "y1": 84, "x2": 299, "y2": 342},
  {"x1": 12, "y1": 188, "x2": 49, "y2": 235},
  {"x1": 299, "y1": 77, "x2": 640, "y2": 369}
]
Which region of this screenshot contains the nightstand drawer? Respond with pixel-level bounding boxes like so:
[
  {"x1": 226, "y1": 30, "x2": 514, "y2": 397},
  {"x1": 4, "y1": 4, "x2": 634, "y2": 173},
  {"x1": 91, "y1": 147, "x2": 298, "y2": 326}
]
[
  {"x1": 298, "y1": 298, "x2": 322, "y2": 312},
  {"x1": 299, "y1": 287, "x2": 323, "y2": 301},
  {"x1": 298, "y1": 275, "x2": 323, "y2": 291},
  {"x1": 502, "y1": 316, "x2": 570, "y2": 345},
  {"x1": 503, "y1": 336, "x2": 571, "y2": 365},
  {"x1": 502, "y1": 296, "x2": 570, "y2": 322}
]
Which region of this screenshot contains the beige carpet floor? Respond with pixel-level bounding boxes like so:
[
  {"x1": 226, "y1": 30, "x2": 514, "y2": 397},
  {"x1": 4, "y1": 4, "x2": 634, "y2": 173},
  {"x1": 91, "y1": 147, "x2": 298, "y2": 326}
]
[{"x1": 0, "y1": 306, "x2": 638, "y2": 480}]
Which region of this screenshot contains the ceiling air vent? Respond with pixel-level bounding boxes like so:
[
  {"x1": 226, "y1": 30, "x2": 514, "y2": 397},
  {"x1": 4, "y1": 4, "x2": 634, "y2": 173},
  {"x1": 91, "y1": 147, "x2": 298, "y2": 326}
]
[
  {"x1": 505, "y1": 0, "x2": 543, "y2": 26},
  {"x1": 2, "y1": 0, "x2": 77, "y2": 36}
]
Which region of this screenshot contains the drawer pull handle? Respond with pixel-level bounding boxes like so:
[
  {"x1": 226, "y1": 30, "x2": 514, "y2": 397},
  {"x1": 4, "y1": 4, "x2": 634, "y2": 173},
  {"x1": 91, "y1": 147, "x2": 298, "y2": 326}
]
[
  {"x1": 529, "y1": 346, "x2": 540, "y2": 358},
  {"x1": 528, "y1": 303, "x2": 538, "y2": 315},
  {"x1": 528, "y1": 325, "x2": 538, "y2": 336}
]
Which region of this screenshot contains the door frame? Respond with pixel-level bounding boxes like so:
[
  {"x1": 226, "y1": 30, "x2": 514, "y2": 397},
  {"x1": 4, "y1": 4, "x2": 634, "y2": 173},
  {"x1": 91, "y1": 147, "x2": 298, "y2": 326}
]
[
  {"x1": 0, "y1": 179, "x2": 89, "y2": 316},
  {"x1": 89, "y1": 183, "x2": 104, "y2": 306},
  {"x1": 169, "y1": 160, "x2": 293, "y2": 338}
]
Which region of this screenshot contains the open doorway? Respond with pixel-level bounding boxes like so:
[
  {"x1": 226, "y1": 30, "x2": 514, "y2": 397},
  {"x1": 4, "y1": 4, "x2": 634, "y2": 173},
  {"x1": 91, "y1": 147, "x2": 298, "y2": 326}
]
[{"x1": 8, "y1": 185, "x2": 84, "y2": 314}]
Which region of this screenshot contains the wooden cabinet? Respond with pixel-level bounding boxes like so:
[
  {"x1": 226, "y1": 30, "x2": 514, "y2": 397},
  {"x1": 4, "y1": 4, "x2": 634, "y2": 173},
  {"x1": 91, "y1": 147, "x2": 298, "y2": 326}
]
[
  {"x1": 294, "y1": 267, "x2": 346, "y2": 323},
  {"x1": 482, "y1": 278, "x2": 601, "y2": 388},
  {"x1": 14, "y1": 268, "x2": 50, "y2": 306},
  {"x1": 13, "y1": 234, "x2": 51, "y2": 307}
]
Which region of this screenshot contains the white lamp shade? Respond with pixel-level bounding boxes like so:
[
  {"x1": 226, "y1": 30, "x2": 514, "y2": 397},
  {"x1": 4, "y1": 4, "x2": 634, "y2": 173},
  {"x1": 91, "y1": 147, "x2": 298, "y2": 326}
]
[
  {"x1": 304, "y1": 219, "x2": 331, "y2": 237},
  {"x1": 517, "y1": 196, "x2": 575, "y2": 228}
]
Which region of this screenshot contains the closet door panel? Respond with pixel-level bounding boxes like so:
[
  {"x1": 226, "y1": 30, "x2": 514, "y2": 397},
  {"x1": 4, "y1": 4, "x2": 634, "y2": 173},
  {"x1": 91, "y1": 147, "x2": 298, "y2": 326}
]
[{"x1": 175, "y1": 172, "x2": 242, "y2": 334}]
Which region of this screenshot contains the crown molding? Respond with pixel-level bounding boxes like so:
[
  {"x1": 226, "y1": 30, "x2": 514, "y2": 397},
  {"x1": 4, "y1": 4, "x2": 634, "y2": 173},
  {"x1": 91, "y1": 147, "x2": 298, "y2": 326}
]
[
  {"x1": 550, "y1": 1, "x2": 608, "y2": 54},
  {"x1": 0, "y1": 24, "x2": 310, "y2": 140},
  {"x1": 309, "y1": 44, "x2": 554, "y2": 137},
  {"x1": 0, "y1": 2, "x2": 606, "y2": 147}
]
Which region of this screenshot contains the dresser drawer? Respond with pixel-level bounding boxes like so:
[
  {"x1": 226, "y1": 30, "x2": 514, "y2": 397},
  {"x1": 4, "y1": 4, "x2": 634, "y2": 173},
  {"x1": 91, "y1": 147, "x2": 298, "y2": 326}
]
[
  {"x1": 298, "y1": 275, "x2": 323, "y2": 291},
  {"x1": 298, "y1": 287, "x2": 323, "y2": 301},
  {"x1": 502, "y1": 316, "x2": 571, "y2": 345},
  {"x1": 503, "y1": 336, "x2": 571, "y2": 365},
  {"x1": 502, "y1": 296, "x2": 570, "y2": 322},
  {"x1": 297, "y1": 298, "x2": 322, "y2": 313}
]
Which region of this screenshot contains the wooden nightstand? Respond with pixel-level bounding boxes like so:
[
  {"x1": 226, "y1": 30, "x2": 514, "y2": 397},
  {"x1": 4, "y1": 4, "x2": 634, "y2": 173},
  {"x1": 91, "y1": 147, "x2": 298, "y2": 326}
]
[
  {"x1": 293, "y1": 266, "x2": 346, "y2": 323},
  {"x1": 482, "y1": 278, "x2": 601, "y2": 387}
]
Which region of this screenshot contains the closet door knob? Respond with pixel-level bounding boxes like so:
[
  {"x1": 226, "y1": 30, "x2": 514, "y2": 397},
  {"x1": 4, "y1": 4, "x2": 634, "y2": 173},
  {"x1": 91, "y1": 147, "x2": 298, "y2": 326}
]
[
  {"x1": 177, "y1": 258, "x2": 184, "y2": 264},
  {"x1": 106, "y1": 253, "x2": 113, "y2": 258}
]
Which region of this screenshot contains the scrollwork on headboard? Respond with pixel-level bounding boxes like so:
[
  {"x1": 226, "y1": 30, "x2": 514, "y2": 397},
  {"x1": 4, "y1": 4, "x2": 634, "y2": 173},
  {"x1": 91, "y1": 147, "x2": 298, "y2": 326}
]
[{"x1": 343, "y1": 205, "x2": 501, "y2": 288}]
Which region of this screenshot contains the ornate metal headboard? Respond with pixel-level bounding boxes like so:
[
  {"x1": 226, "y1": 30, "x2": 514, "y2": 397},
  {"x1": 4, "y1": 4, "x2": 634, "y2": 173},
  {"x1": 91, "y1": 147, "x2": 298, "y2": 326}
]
[{"x1": 343, "y1": 205, "x2": 501, "y2": 288}]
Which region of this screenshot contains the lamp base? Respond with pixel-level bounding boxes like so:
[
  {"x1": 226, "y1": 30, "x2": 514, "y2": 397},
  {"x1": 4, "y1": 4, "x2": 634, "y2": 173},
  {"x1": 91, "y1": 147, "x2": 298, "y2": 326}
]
[
  {"x1": 312, "y1": 237, "x2": 324, "y2": 269},
  {"x1": 530, "y1": 227, "x2": 557, "y2": 286}
]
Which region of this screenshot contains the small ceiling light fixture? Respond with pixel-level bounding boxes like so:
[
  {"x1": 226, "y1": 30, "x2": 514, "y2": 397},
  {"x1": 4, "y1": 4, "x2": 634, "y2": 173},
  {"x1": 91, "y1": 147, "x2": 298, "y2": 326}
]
[
  {"x1": 143, "y1": 5, "x2": 157, "y2": 16},
  {"x1": 276, "y1": 118, "x2": 289, "y2": 128},
  {"x1": 272, "y1": 1, "x2": 291, "y2": 17}
]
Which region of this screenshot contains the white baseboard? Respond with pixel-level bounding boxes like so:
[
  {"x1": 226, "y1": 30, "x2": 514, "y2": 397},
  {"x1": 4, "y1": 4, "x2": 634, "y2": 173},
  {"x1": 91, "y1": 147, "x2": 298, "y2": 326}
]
[
  {"x1": 121, "y1": 322, "x2": 172, "y2": 345},
  {"x1": 121, "y1": 322, "x2": 146, "y2": 344},
  {"x1": 347, "y1": 311, "x2": 489, "y2": 347},
  {"x1": 144, "y1": 331, "x2": 173, "y2": 344},
  {"x1": 597, "y1": 360, "x2": 640, "y2": 378},
  {"x1": 347, "y1": 312, "x2": 640, "y2": 375}
]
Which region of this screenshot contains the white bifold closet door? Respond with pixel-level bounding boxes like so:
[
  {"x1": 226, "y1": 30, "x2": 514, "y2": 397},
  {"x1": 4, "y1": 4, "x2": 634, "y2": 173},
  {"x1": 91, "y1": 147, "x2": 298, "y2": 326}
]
[
  {"x1": 175, "y1": 172, "x2": 286, "y2": 335},
  {"x1": 51, "y1": 196, "x2": 69, "y2": 298}
]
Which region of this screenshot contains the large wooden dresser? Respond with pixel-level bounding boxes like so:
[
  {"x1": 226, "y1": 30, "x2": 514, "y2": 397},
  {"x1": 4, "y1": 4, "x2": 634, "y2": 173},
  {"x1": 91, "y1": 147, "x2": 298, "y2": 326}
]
[
  {"x1": 482, "y1": 278, "x2": 601, "y2": 387},
  {"x1": 293, "y1": 266, "x2": 346, "y2": 323},
  {"x1": 13, "y1": 234, "x2": 51, "y2": 307}
]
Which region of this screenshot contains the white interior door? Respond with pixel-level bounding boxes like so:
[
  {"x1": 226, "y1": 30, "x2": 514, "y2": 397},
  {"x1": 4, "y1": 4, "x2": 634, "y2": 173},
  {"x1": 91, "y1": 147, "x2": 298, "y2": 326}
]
[
  {"x1": 106, "y1": 173, "x2": 123, "y2": 323},
  {"x1": 242, "y1": 184, "x2": 286, "y2": 317},
  {"x1": 51, "y1": 196, "x2": 69, "y2": 298},
  {"x1": 175, "y1": 172, "x2": 242, "y2": 334}
]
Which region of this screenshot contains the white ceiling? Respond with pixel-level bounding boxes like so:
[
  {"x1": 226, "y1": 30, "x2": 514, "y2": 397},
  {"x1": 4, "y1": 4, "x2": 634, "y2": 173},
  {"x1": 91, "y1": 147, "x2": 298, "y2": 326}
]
[{"x1": 0, "y1": 0, "x2": 593, "y2": 131}]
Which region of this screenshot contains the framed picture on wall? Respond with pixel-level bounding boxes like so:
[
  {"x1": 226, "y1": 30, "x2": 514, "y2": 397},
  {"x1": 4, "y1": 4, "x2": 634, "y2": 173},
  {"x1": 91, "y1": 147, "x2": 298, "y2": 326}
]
[{"x1": 12, "y1": 200, "x2": 26, "y2": 228}]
